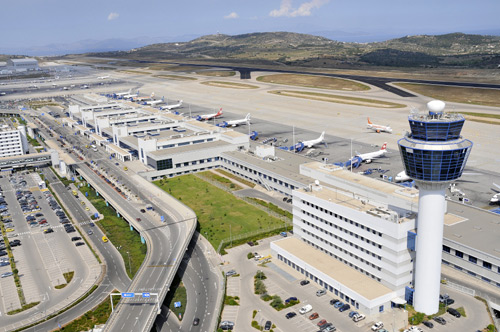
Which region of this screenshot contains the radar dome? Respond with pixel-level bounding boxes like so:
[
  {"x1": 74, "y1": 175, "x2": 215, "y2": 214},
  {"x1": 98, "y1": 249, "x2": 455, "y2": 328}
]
[{"x1": 427, "y1": 100, "x2": 446, "y2": 114}]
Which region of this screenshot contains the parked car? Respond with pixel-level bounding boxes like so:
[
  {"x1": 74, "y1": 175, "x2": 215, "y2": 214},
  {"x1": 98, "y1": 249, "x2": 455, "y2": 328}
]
[
  {"x1": 442, "y1": 298, "x2": 455, "y2": 306},
  {"x1": 1, "y1": 272, "x2": 13, "y2": 278},
  {"x1": 433, "y1": 316, "x2": 446, "y2": 325},
  {"x1": 300, "y1": 280, "x2": 310, "y2": 286},
  {"x1": 316, "y1": 289, "x2": 327, "y2": 297},
  {"x1": 264, "y1": 321, "x2": 272, "y2": 331},
  {"x1": 285, "y1": 312, "x2": 297, "y2": 319},
  {"x1": 299, "y1": 304, "x2": 313, "y2": 314},
  {"x1": 285, "y1": 296, "x2": 297, "y2": 304},
  {"x1": 447, "y1": 307, "x2": 461, "y2": 318},
  {"x1": 309, "y1": 312, "x2": 319, "y2": 320},
  {"x1": 323, "y1": 326, "x2": 336, "y2": 332},
  {"x1": 422, "y1": 321, "x2": 434, "y2": 328},
  {"x1": 225, "y1": 270, "x2": 237, "y2": 277},
  {"x1": 339, "y1": 304, "x2": 350, "y2": 312},
  {"x1": 371, "y1": 322, "x2": 384, "y2": 331},
  {"x1": 75, "y1": 242, "x2": 85, "y2": 247},
  {"x1": 71, "y1": 237, "x2": 82, "y2": 241},
  {"x1": 43, "y1": 228, "x2": 54, "y2": 234},
  {"x1": 330, "y1": 299, "x2": 340, "y2": 306},
  {"x1": 317, "y1": 319, "x2": 327, "y2": 327},
  {"x1": 353, "y1": 313, "x2": 366, "y2": 322},
  {"x1": 334, "y1": 301, "x2": 344, "y2": 308}
]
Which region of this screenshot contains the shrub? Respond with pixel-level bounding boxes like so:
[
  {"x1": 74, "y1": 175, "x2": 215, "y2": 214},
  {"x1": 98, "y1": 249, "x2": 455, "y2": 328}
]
[
  {"x1": 270, "y1": 295, "x2": 283, "y2": 309},
  {"x1": 409, "y1": 312, "x2": 425, "y2": 325},
  {"x1": 254, "y1": 280, "x2": 267, "y2": 295},
  {"x1": 247, "y1": 252, "x2": 255, "y2": 259},
  {"x1": 261, "y1": 294, "x2": 273, "y2": 301},
  {"x1": 255, "y1": 270, "x2": 267, "y2": 280},
  {"x1": 252, "y1": 310, "x2": 257, "y2": 318}
]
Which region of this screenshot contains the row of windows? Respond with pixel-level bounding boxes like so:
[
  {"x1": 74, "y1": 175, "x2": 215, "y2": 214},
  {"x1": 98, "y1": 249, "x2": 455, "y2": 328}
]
[
  {"x1": 301, "y1": 230, "x2": 382, "y2": 281},
  {"x1": 301, "y1": 200, "x2": 383, "y2": 238},
  {"x1": 276, "y1": 254, "x2": 361, "y2": 309},
  {"x1": 175, "y1": 157, "x2": 219, "y2": 168},
  {"x1": 443, "y1": 260, "x2": 500, "y2": 288},
  {"x1": 301, "y1": 210, "x2": 383, "y2": 251},
  {"x1": 221, "y1": 158, "x2": 297, "y2": 190},
  {"x1": 443, "y1": 245, "x2": 500, "y2": 274},
  {"x1": 158, "y1": 138, "x2": 214, "y2": 150}
]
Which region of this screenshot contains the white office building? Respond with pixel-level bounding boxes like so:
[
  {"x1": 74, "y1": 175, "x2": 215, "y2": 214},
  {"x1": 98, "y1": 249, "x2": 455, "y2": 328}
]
[
  {"x1": 272, "y1": 162, "x2": 418, "y2": 315},
  {"x1": 0, "y1": 125, "x2": 29, "y2": 157}
]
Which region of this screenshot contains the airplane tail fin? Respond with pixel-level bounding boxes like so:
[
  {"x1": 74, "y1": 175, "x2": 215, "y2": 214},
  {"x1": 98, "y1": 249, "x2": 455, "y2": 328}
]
[
  {"x1": 320, "y1": 131, "x2": 325, "y2": 140},
  {"x1": 367, "y1": 117, "x2": 372, "y2": 124},
  {"x1": 381, "y1": 142, "x2": 387, "y2": 150},
  {"x1": 246, "y1": 113, "x2": 251, "y2": 121},
  {"x1": 151, "y1": 92, "x2": 155, "y2": 98},
  {"x1": 161, "y1": 96, "x2": 164, "y2": 101},
  {"x1": 218, "y1": 108, "x2": 223, "y2": 115}
]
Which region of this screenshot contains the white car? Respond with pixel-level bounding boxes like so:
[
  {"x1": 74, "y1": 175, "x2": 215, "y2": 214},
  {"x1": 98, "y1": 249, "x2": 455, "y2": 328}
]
[
  {"x1": 353, "y1": 313, "x2": 365, "y2": 322},
  {"x1": 299, "y1": 304, "x2": 313, "y2": 314},
  {"x1": 371, "y1": 322, "x2": 384, "y2": 331}
]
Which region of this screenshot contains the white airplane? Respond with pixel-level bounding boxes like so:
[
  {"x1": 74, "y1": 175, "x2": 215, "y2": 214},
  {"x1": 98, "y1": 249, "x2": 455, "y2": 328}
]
[
  {"x1": 145, "y1": 97, "x2": 165, "y2": 106},
  {"x1": 367, "y1": 117, "x2": 392, "y2": 133},
  {"x1": 395, "y1": 170, "x2": 411, "y2": 182},
  {"x1": 491, "y1": 183, "x2": 500, "y2": 204},
  {"x1": 356, "y1": 143, "x2": 388, "y2": 163},
  {"x1": 301, "y1": 131, "x2": 326, "y2": 148},
  {"x1": 161, "y1": 100, "x2": 183, "y2": 111},
  {"x1": 134, "y1": 92, "x2": 155, "y2": 102},
  {"x1": 122, "y1": 90, "x2": 139, "y2": 99},
  {"x1": 97, "y1": 75, "x2": 110, "y2": 79},
  {"x1": 196, "y1": 108, "x2": 222, "y2": 121},
  {"x1": 218, "y1": 113, "x2": 251, "y2": 127},
  {"x1": 115, "y1": 88, "x2": 131, "y2": 97}
]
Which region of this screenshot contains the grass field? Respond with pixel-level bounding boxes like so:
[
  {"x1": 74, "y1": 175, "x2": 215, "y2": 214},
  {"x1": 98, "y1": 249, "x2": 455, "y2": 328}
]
[
  {"x1": 154, "y1": 74, "x2": 197, "y2": 81},
  {"x1": 395, "y1": 83, "x2": 500, "y2": 108},
  {"x1": 215, "y1": 169, "x2": 256, "y2": 188},
  {"x1": 199, "y1": 171, "x2": 242, "y2": 191},
  {"x1": 201, "y1": 81, "x2": 258, "y2": 89},
  {"x1": 164, "y1": 275, "x2": 187, "y2": 320},
  {"x1": 59, "y1": 290, "x2": 120, "y2": 331},
  {"x1": 196, "y1": 71, "x2": 235, "y2": 77},
  {"x1": 154, "y1": 175, "x2": 285, "y2": 250},
  {"x1": 78, "y1": 186, "x2": 146, "y2": 279},
  {"x1": 268, "y1": 90, "x2": 406, "y2": 108},
  {"x1": 257, "y1": 74, "x2": 370, "y2": 91}
]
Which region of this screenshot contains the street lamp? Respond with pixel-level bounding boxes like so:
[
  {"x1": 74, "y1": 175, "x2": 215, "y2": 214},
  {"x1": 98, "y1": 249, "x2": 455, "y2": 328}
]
[{"x1": 126, "y1": 251, "x2": 131, "y2": 275}]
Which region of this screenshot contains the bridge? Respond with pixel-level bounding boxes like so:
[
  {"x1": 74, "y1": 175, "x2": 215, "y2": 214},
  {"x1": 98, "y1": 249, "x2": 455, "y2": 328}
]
[{"x1": 71, "y1": 163, "x2": 196, "y2": 332}]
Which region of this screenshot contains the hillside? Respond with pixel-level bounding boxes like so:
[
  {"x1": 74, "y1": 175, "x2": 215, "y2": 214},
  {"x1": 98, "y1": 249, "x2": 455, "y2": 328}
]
[{"x1": 87, "y1": 32, "x2": 500, "y2": 69}]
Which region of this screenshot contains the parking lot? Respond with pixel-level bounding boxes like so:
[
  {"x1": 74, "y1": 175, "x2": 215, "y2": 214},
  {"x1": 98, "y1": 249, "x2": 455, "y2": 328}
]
[
  {"x1": 0, "y1": 171, "x2": 98, "y2": 318},
  {"x1": 220, "y1": 235, "x2": 491, "y2": 332}
]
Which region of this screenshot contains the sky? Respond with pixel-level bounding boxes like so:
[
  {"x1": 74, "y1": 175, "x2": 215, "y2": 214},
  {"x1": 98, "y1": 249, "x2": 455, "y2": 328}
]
[{"x1": 2, "y1": 0, "x2": 500, "y2": 55}]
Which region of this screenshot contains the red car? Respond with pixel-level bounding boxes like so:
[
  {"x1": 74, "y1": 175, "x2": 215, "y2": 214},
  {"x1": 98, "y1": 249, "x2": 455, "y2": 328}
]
[
  {"x1": 309, "y1": 313, "x2": 319, "y2": 320},
  {"x1": 317, "y1": 319, "x2": 327, "y2": 327}
]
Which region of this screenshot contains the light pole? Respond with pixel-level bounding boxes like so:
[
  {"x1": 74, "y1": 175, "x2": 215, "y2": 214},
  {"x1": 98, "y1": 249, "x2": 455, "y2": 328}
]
[{"x1": 126, "y1": 251, "x2": 131, "y2": 275}]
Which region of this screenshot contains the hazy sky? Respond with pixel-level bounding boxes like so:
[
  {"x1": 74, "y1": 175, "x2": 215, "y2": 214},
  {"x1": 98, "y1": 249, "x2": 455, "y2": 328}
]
[{"x1": 2, "y1": 0, "x2": 500, "y2": 50}]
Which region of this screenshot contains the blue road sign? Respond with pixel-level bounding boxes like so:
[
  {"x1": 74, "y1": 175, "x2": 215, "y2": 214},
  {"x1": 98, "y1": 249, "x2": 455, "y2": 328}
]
[
  {"x1": 174, "y1": 301, "x2": 182, "y2": 308},
  {"x1": 142, "y1": 292, "x2": 151, "y2": 298},
  {"x1": 121, "y1": 292, "x2": 135, "y2": 298},
  {"x1": 160, "y1": 215, "x2": 165, "y2": 222}
]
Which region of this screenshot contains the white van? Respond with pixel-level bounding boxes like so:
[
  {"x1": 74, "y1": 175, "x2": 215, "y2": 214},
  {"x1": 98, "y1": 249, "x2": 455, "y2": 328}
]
[{"x1": 299, "y1": 304, "x2": 312, "y2": 314}]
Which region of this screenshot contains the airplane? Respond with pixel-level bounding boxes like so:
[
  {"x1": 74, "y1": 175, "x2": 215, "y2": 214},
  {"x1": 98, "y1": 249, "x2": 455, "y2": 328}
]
[
  {"x1": 196, "y1": 108, "x2": 223, "y2": 121},
  {"x1": 161, "y1": 100, "x2": 183, "y2": 111},
  {"x1": 122, "y1": 90, "x2": 139, "y2": 99},
  {"x1": 115, "y1": 88, "x2": 131, "y2": 97},
  {"x1": 491, "y1": 183, "x2": 500, "y2": 204},
  {"x1": 97, "y1": 75, "x2": 110, "y2": 79},
  {"x1": 217, "y1": 113, "x2": 250, "y2": 127},
  {"x1": 134, "y1": 92, "x2": 155, "y2": 102},
  {"x1": 355, "y1": 143, "x2": 388, "y2": 163},
  {"x1": 367, "y1": 117, "x2": 392, "y2": 133},
  {"x1": 145, "y1": 97, "x2": 165, "y2": 107},
  {"x1": 301, "y1": 131, "x2": 326, "y2": 148},
  {"x1": 395, "y1": 170, "x2": 411, "y2": 182}
]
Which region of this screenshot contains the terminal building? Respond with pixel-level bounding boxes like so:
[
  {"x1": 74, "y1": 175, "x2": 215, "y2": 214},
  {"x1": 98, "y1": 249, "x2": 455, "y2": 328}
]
[{"x1": 62, "y1": 98, "x2": 500, "y2": 310}]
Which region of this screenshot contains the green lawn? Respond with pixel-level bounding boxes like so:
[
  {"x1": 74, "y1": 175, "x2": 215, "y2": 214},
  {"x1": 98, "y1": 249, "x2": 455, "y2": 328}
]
[
  {"x1": 154, "y1": 175, "x2": 286, "y2": 250},
  {"x1": 60, "y1": 290, "x2": 120, "y2": 331},
  {"x1": 164, "y1": 275, "x2": 187, "y2": 320},
  {"x1": 78, "y1": 186, "x2": 146, "y2": 278}
]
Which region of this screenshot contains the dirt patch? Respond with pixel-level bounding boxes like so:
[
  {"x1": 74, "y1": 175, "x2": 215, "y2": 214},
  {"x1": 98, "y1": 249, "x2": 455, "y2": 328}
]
[
  {"x1": 395, "y1": 83, "x2": 500, "y2": 108},
  {"x1": 257, "y1": 74, "x2": 370, "y2": 91},
  {"x1": 154, "y1": 74, "x2": 197, "y2": 81},
  {"x1": 196, "y1": 71, "x2": 235, "y2": 77},
  {"x1": 201, "y1": 81, "x2": 258, "y2": 89},
  {"x1": 268, "y1": 90, "x2": 406, "y2": 108}
]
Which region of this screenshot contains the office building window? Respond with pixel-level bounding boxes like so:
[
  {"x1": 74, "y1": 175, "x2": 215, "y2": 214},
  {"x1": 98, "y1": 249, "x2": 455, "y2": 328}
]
[
  {"x1": 455, "y1": 250, "x2": 463, "y2": 258},
  {"x1": 483, "y1": 261, "x2": 492, "y2": 270},
  {"x1": 443, "y1": 245, "x2": 450, "y2": 253},
  {"x1": 469, "y1": 256, "x2": 477, "y2": 264}
]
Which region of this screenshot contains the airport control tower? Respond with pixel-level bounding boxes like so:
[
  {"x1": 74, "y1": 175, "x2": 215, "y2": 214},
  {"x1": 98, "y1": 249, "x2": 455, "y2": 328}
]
[{"x1": 398, "y1": 100, "x2": 473, "y2": 315}]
